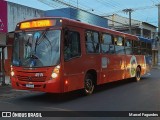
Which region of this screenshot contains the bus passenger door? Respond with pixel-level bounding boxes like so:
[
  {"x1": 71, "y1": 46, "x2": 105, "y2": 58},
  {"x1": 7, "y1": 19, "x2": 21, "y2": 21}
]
[{"x1": 62, "y1": 29, "x2": 84, "y2": 92}]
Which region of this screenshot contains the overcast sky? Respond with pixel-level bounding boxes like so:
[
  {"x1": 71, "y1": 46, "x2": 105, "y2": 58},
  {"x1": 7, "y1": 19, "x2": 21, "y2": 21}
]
[{"x1": 6, "y1": 0, "x2": 159, "y2": 26}]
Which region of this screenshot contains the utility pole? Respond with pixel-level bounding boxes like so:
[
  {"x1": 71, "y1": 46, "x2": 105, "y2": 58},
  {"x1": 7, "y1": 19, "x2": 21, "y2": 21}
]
[
  {"x1": 157, "y1": 4, "x2": 160, "y2": 37},
  {"x1": 122, "y1": 9, "x2": 134, "y2": 34},
  {"x1": 77, "y1": 0, "x2": 78, "y2": 9}
]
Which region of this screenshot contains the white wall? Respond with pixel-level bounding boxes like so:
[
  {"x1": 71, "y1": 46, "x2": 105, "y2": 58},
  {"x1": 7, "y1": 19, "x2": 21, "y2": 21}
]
[
  {"x1": 7, "y1": 2, "x2": 44, "y2": 32},
  {"x1": 0, "y1": 33, "x2": 6, "y2": 45},
  {"x1": 107, "y1": 14, "x2": 140, "y2": 28}
]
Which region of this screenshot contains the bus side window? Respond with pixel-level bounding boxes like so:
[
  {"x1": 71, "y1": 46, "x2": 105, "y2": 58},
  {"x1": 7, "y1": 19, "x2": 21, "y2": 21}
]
[
  {"x1": 115, "y1": 36, "x2": 125, "y2": 54},
  {"x1": 101, "y1": 33, "x2": 114, "y2": 54},
  {"x1": 146, "y1": 42, "x2": 152, "y2": 55},
  {"x1": 141, "y1": 41, "x2": 146, "y2": 55},
  {"x1": 64, "y1": 30, "x2": 69, "y2": 47},
  {"x1": 86, "y1": 31, "x2": 100, "y2": 53},
  {"x1": 133, "y1": 41, "x2": 140, "y2": 55},
  {"x1": 64, "y1": 30, "x2": 81, "y2": 61},
  {"x1": 125, "y1": 39, "x2": 133, "y2": 55}
]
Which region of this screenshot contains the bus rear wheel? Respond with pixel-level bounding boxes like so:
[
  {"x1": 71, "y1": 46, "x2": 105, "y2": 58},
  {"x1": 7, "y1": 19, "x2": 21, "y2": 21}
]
[
  {"x1": 84, "y1": 74, "x2": 94, "y2": 95},
  {"x1": 135, "y1": 67, "x2": 141, "y2": 82}
]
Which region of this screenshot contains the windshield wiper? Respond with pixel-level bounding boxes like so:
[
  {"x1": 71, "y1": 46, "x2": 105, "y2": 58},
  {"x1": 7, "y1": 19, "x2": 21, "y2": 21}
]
[
  {"x1": 35, "y1": 28, "x2": 52, "y2": 53},
  {"x1": 34, "y1": 28, "x2": 49, "y2": 53},
  {"x1": 36, "y1": 28, "x2": 49, "y2": 44},
  {"x1": 25, "y1": 36, "x2": 32, "y2": 47}
]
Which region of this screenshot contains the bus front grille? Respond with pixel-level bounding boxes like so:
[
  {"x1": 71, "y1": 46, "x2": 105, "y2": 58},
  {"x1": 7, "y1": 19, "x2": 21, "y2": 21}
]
[{"x1": 17, "y1": 75, "x2": 47, "y2": 82}]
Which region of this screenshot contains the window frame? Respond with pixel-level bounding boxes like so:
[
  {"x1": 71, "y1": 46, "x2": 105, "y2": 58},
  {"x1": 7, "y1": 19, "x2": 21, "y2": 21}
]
[
  {"x1": 132, "y1": 40, "x2": 141, "y2": 55},
  {"x1": 101, "y1": 33, "x2": 115, "y2": 54},
  {"x1": 125, "y1": 39, "x2": 133, "y2": 55},
  {"x1": 63, "y1": 30, "x2": 81, "y2": 61},
  {"x1": 114, "y1": 36, "x2": 125, "y2": 55},
  {"x1": 140, "y1": 41, "x2": 146, "y2": 55},
  {"x1": 85, "y1": 30, "x2": 100, "y2": 54}
]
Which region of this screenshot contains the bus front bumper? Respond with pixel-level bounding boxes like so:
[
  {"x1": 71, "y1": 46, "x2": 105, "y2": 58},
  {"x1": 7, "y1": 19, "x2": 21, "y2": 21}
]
[{"x1": 10, "y1": 76, "x2": 63, "y2": 93}]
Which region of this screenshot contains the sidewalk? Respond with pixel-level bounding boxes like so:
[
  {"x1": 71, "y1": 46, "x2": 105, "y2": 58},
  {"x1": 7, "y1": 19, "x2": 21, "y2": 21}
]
[
  {"x1": 0, "y1": 76, "x2": 31, "y2": 100},
  {"x1": 152, "y1": 65, "x2": 160, "y2": 69},
  {"x1": 0, "y1": 76, "x2": 11, "y2": 86}
]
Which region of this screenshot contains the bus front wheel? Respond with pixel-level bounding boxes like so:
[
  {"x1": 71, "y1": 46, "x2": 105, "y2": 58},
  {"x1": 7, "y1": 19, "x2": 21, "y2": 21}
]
[{"x1": 84, "y1": 74, "x2": 94, "y2": 95}]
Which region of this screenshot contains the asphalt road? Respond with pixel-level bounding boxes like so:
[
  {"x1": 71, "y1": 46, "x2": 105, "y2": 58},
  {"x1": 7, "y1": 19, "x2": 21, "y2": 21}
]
[{"x1": 0, "y1": 68, "x2": 160, "y2": 120}]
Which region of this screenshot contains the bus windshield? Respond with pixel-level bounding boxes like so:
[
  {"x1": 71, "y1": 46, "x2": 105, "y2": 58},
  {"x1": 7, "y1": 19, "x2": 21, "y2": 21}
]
[{"x1": 12, "y1": 29, "x2": 61, "y2": 67}]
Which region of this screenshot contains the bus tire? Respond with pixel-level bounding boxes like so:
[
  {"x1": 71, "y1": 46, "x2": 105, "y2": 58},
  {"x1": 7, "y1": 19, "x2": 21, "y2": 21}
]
[
  {"x1": 84, "y1": 74, "x2": 94, "y2": 95},
  {"x1": 135, "y1": 67, "x2": 141, "y2": 82}
]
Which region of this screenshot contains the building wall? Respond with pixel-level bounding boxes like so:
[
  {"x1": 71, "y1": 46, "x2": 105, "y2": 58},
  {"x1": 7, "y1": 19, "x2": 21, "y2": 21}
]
[
  {"x1": 5, "y1": 33, "x2": 14, "y2": 76},
  {"x1": 45, "y1": 8, "x2": 108, "y2": 28},
  {"x1": 4, "y1": 2, "x2": 45, "y2": 75},
  {"x1": 141, "y1": 23, "x2": 157, "y2": 38},
  {"x1": 0, "y1": 33, "x2": 6, "y2": 45},
  {"x1": 0, "y1": 0, "x2": 7, "y2": 33},
  {"x1": 7, "y1": 2, "x2": 44, "y2": 32},
  {"x1": 106, "y1": 14, "x2": 157, "y2": 39},
  {"x1": 107, "y1": 14, "x2": 140, "y2": 28}
]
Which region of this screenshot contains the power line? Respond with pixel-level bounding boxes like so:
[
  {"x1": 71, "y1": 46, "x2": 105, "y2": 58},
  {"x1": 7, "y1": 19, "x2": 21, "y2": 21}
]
[
  {"x1": 102, "y1": 5, "x2": 157, "y2": 16},
  {"x1": 38, "y1": 0, "x2": 110, "y2": 26},
  {"x1": 38, "y1": 0, "x2": 158, "y2": 27}
]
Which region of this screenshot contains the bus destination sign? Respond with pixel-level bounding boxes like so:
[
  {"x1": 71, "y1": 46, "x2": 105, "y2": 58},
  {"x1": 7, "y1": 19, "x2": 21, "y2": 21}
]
[{"x1": 20, "y1": 20, "x2": 56, "y2": 29}]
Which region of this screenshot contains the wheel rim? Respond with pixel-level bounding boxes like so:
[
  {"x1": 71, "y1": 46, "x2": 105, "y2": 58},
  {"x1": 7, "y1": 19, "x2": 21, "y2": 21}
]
[{"x1": 84, "y1": 78, "x2": 94, "y2": 94}]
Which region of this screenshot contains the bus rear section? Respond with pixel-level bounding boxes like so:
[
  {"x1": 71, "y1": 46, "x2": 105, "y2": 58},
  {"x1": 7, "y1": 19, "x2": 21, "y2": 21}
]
[{"x1": 138, "y1": 37, "x2": 152, "y2": 74}]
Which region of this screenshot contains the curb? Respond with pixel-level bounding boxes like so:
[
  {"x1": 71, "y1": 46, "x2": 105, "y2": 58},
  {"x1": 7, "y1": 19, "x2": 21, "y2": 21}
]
[
  {"x1": 0, "y1": 84, "x2": 11, "y2": 87},
  {"x1": 152, "y1": 66, "x2": 160, "y2": 69}
]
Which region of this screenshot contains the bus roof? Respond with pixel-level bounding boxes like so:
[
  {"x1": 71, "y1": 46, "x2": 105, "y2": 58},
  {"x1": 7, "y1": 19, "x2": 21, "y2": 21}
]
[{"x1": 17, "y1": 17, "x2": 139, "y2": 40}]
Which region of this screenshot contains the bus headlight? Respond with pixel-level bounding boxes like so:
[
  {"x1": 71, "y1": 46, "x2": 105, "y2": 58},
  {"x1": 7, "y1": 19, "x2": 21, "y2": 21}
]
[
  {"x1": 51, "y1": 73, "x2": 58, "y2": 78},
  {"x1": 51, "y1": 65, "x2": 60, "y2": 79},
  {"x1": 11, "y1": 71, "x2": 15, "y2": 76}
]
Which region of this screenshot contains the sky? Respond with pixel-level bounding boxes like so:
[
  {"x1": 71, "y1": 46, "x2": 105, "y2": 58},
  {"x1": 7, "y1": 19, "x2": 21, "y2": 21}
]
[{"x1": 5, "y1": 0, "x2": 159, "y2": 26}]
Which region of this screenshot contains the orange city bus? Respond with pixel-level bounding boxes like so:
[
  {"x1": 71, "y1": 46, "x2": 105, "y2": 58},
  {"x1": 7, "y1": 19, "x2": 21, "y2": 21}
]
[{"x1": 10, "y1": 17, "x2": 152, "y2": 95}]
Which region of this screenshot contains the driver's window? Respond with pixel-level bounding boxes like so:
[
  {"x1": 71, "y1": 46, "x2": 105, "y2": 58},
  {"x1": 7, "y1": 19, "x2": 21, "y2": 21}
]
[{"x1": 64, "y1": 30, "x2": 81, "y2": 61}]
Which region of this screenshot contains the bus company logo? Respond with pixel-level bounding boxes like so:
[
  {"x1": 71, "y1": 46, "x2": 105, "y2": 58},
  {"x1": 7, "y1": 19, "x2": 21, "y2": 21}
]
[
  {"x1": 28, "y1": 77, "x2": 32, "y2": 81},
  {"x1": 35, "y1": 73, "x2": 43, "y2": 77},
  {"x1": 130, "y1": 56, "x2": 137, "y2": 77},
  {"x1": 2, "y1": 112, "x2": 11, "y2": 117},
  {"x1": 1, "y1": 112, "x2": 42, "y2": 118}
]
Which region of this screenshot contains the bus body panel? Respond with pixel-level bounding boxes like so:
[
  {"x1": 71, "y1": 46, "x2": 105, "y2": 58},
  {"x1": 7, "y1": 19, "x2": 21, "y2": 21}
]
[
  {"x1": 11, "y1": 66, "x2": 63, "y2": 93},
  {"x1": 10, "y1": 17, "x2": 152, "y2": 93}
]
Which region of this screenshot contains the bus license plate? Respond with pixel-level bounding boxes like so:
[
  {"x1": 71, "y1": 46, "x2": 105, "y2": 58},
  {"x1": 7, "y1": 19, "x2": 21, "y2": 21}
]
[{"x1": 26, "y1": 84, "x2": 34, "y2": 88}]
